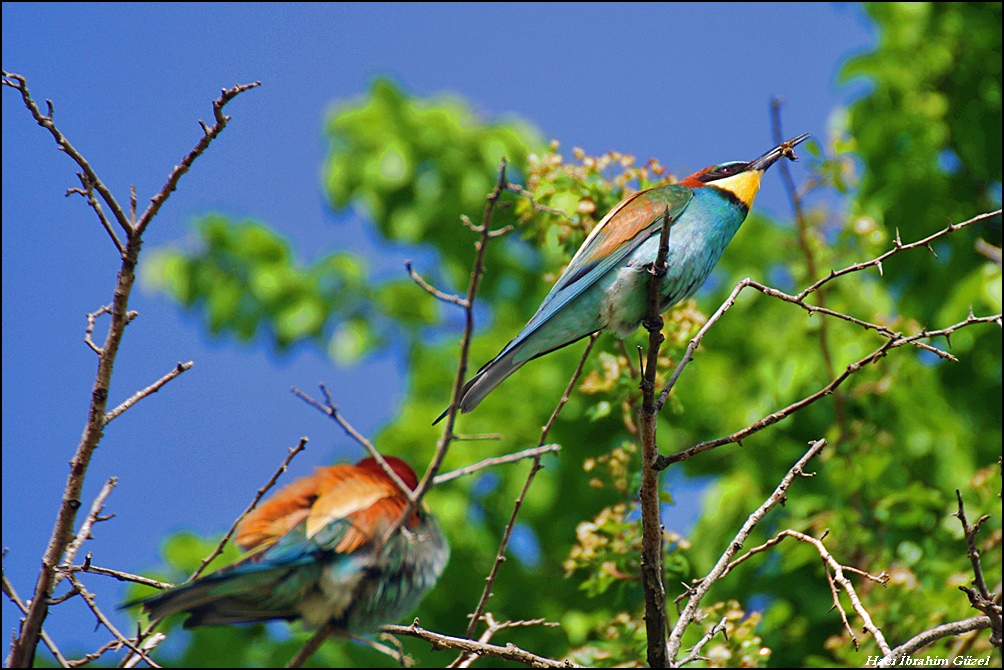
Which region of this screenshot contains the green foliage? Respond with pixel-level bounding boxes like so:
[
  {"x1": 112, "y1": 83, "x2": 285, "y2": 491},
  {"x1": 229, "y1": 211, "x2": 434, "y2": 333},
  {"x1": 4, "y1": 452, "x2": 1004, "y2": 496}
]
[
  {"x1": 840, "y1": 2, "x2": 1002, "y2": 323},
  {"x1": 140, "y1": 7, "x2": 1002, "y2": 665},
  {"x1": 324, "y1": 77, "x2": 543, "y2": 297},
  {"x1": 145, "y1": 215, "x2": 438, "y2": 362}
]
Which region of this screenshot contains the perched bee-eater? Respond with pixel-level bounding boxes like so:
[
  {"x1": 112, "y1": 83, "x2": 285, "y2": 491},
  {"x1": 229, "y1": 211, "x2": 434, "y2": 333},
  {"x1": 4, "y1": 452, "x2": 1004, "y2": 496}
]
[
  {"x1": 440, "y1": 134, "x2": 809, "y2": 421},
  {"x1": 130, "y1": 456, "x2": 448, "y2": 633}
]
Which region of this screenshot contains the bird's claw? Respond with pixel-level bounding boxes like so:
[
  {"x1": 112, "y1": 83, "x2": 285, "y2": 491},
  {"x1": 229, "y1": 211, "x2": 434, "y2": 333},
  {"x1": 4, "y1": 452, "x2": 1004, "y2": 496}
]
[{"x1": 642, "y1": 316, "x2": 663, "y2": 332}]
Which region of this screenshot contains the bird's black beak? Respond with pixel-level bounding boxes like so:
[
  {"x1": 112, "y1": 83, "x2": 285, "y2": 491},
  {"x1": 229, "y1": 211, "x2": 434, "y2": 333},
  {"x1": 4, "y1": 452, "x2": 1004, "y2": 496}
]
[{"x1": 747, "y1": 133, "x2": 810, "y2": 172}]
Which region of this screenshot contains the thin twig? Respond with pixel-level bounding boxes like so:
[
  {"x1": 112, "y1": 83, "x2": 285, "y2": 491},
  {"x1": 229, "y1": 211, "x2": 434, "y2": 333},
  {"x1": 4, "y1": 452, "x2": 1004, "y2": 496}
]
[
  {"x1": 84, "y1": 306, "x2": 111, "y2": 355},
  {"x1": 66, "y1": 173, "x2": 124, "y2": 255},
  {"x1": 656, "y1": 312, "x2": 1000, "y2": 469},
  {"x1": 56, "y1": 564, "x2": 173, "y2": 591},
  {"x1": 384, "y1": 619, "x2": 578, "y2": 668},
  {"x1": 433, "y1": 444, "x2": 561, "y2": 486},
  {"x1": 65, "y1": 575, "x2": 161, "y2": 668},
  {"x1": 405, "y1": 261, "x2": 468, "y2": 307},
  {"x1": 291, "y1": 386, "x2": 418, "y2": 503},
  {"x1": 460, "y1": 334, "x2": 598, "y2": 646},
  {"x1": 676, "y1": 617, "x2": 728, "y2": 667},
  {"x1": 134, "y1": 81, "x2": 261, "y2": 235},
  {"x1": 54, "y1": 478, "x2": 117, "y2": 589},
  {"x1": 188, "y1": 437, "x2": 308, "y2": 581},
  {"x1": 452, "y1": 433, "x2": 504, "y2": 442},
  {"x1": 456, "y1": 614, "x2": 560, "y2": 668},
  {"x1": 796, "y1": 210, "x2": 1002, "y2": 301},
  {"x1": 665, "y1": 439, "x2": 827, "y2": 663},
  {"x1": 104, "y1": 362, "x2": 193, "y2": 424}
]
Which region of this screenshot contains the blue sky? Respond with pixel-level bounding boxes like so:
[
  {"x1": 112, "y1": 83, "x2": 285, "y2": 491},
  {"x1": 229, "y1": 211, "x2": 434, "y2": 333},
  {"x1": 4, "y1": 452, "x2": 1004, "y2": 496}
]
[{"x1": 2, "y1": 2, "x2": 876, "y2": 656}]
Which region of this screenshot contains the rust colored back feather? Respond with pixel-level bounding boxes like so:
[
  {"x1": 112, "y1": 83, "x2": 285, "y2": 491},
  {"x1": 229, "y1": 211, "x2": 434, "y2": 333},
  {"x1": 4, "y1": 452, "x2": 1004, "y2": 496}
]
[{"x1": 235, "y1": 457, "x2": 420, "y2": 553}]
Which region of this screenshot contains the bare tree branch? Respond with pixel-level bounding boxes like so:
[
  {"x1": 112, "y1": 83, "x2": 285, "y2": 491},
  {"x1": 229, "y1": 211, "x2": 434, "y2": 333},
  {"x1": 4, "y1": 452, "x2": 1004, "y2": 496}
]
[
  {"x1": 654, "y1": 209, "x2": 1002, "y2": 421},
  {"x1": 56, "y1": 563, "x2": 173, "y2": 591},
  {"x1": 291, "y1": 387, "x2": 419, "y2": 504},
  {"x1": 53, "y1": 478, "x2": 117, "y2": 589},
  {"x1": 286, "y1": 621, "x2": 337, "y2": 668},
  {"x1": 2, "y1": 73, "x2": 256, "y2": 668},
  {"x1": 66, "y1": 173, "x2": 124, "y2": 255},
  {"x1": 104, "y1": 362, "x2": 193, "y2": 424},
  {"x1": 406, "y1": 260, "x2": 468, "y2": 307},
  {"x1": 666, "y1": 438, "x2": 827, "y2": 664},
  {"x1": 379, "y1": 158, "x2": 512, "y2": 547},
  {"x1": 455, "y1": 614, "x2": 560, "y2": 669},
  {"x1": 2, "y1": 71, "x2": 132, "y2": 233},
  {"x1": 639, "y1": 206, "x2": 673, "y2": 667},
  {"x1": 796, "y1": 209, "x2": 1001, "y2": 301},
  {"x1": 65, "y1": 575, "x2": 161, "y2": 668},
  {"x1": 675, "y1": 617, "x2": 728, "y2": 667},
  {"x1": 954, "y1": 490, "x2": 1003, "y2": 647},
  {"x1": 385, "y1": 619, "x2": 579, "y2": 668},
  {"x1": 433, "y1": 444, "x2": 561, "y2": 486},
  {"x1": 188, "y1": 437, "x2": 308, "y2": 581},
  {"x1": 656, "y1": 312, "x2": 999, "y2": 469},
  {"x1": 877, "y1": 616, "x2": 992, "y2": 667},
  {"x1": 134, "y1": 81, "x2": 261, "y2": 235}
]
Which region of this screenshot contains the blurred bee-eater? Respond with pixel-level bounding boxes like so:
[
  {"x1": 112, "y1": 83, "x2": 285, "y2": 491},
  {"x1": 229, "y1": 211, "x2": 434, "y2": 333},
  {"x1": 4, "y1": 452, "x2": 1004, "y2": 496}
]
[
  {"x1": 439, "y1": 134, "x2": 809, "y2": 421},
  {"x1": 129, "y1": 456, "x2": 448, "y2": 633}
]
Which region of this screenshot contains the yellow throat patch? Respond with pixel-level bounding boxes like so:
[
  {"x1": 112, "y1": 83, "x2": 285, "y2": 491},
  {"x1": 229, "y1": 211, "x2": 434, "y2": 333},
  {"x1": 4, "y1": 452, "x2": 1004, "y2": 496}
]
[{"x1": 710, "y1": 169, "x2": 764, "y2": 210}]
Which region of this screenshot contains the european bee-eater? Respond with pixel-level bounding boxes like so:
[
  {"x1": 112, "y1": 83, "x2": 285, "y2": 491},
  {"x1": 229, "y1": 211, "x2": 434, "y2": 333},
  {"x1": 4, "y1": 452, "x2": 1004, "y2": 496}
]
[
  {"x1": 129, "y1": 456, "x2": 448, "y2": 633},
  {"x1": 439, "y1": 134, "x2": 809, "y2": 421}
]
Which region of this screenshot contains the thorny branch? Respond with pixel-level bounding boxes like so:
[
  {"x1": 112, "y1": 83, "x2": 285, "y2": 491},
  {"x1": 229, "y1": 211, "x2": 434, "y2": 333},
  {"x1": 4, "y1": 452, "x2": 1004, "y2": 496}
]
[
  {"x1": 2, "y1": 71, "x2": 258, "y2": 668},
  {"x1": 384, "y1": 619, "x2": 579, "y2": 669},
  {"x1": 954, "y1": 490, "x2": 1003, "y2": 648},
  {"x1": 665, "y1": 438, "x2": 827, "y2": 664},
  {"x1": 798, "y1": 209, "x2": 1001, "y2": 300},
  {"x1": 718, "y1": 529, "x2": 891, "y2": 654},
  {"x1": 455, "y1": 614, "x2": 561, "y2": 669},
  {"x1": 656, "y1": 308, "x2": 1000, "y2": 469},
  {"x1": 675, "y1": 617, "x2": 728, "y2": 667},
  {"x1": 655, "y1": 209, "x2": 1001, "y2": 416}
]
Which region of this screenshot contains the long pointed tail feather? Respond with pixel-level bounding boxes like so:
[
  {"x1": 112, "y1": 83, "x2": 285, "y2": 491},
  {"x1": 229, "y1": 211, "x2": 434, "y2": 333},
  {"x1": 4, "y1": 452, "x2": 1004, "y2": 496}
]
[{"x1": 433, "y1": 347, "x2": 524, "y2": 425}]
